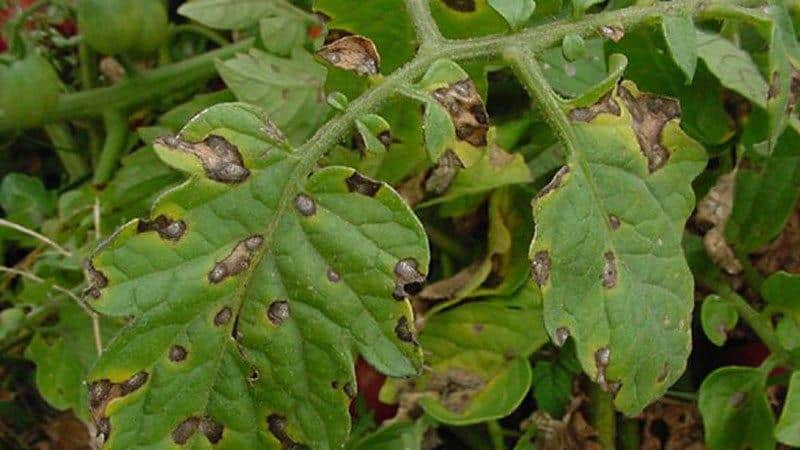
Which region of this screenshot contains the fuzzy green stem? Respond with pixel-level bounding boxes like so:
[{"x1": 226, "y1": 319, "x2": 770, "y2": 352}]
[
  {"x1": 590, "y1": 384, "x2": 617, "y2": 450},
  {"x1": 487, "y1": 421, "x2": 506, "y2": 450},
  {"x1": 92, "y1": 110, "x2": 128, "y2": 187},
  {"x1": 43, "y1": 122, "x2": 89, "y2": 180},
  {"x1": 711, "y1": 279, "x2": 790, "y2": 364},
  {"x1": 404, "y1": 0, "x2": 444, "y2": 48}
]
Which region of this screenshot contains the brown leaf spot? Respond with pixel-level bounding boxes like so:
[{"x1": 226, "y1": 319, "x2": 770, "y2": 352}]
[
  {"x1": 172, "y1": 417, "x2": 199, "y2": 444},
  {"x1": 169, "y1": 345, "x2": 188, "y2": 362},
  {"x1": 608, "y1": 215, "x2": 621, "y2": 230},
  {"x1": 395, "y1": 316, "x2": 416, "y2": 343},
  {"x1": 267, "y1": 301, "x2": 290, "y2": 326},
  {"x1": 424, "y1": 149, "x2": 463, "y2": 194},
  {"x1": 346, "y1": 172, "x2": 382, "y2": 196},
  {"x1": 769, "y1": 71, "x2": 781, "y2": 99},
  {"x1": 393, "y1": 258, "x2": 426, "y2": 300},
  {"x1": 729, "y1": 391, "x2": 747, "y2": 408},
  {"x1": 208, "y1": 235, "x2": 263, "y2": 283},
  {"x1": 331, "y1": 381, "x2": 339, "y2": 389},
  {"x1": 432, "y1": 79, "x2": 489, "y2": 147},
  {"x1": 428, "y1": 369, "x2": 485, "y2": 413},
  {"x1": 594, "y1": 347, "x2": 620, "y2": 396},
  {"x1": 344, "y1": 382, "x2": 357, "y2": 399},
  {"x1": 294, "y1": 194, "x2": 316, "y2": 217},
  {"x1": 317, "y1": 35, "x2": 380, "y2": 76},
  {"x1": 137, "y1": 215, "x2": 187, "y2": 241},
  {"x1": 602, "y1": 251, "x2": 617, "y2": 288},
  {"x1": 200, "y1": 416, "x2": 224, "y2": 444},
  {"x1": 598, "y1": 25, "x2": 624, "y2": 42},
  {"x1": 534, "y1": 166, "x2": 570, "y2": 203},
  {"x1": 89, "y1": 371, "x2": 149, "y2": 441},
  {"x1": 156, "y1": 134, "x2": 249, "y2": 183},
  {"x1": 248, "y1": 369, "x2": 260, "y2": 382},
  {"x1": 85, "y1": 262, "x2": 108, "y2": 299},
  {"x1": 530, "y1": 250, "x2": 551, "y2": 286},
  {"x1": 554, "y1": 327, "x2": 570, "y2": 346},
  {"x1": 214, "y1": 307, "x2": 232, "y2": 326},
  {"x1": 617, "y1": 85, "x2": 680, "y2": 173},
  {"x1": 267, "y1": 414, "x2": 301, "y2": 449},
  {"x1": 656, "y1": 363, "x2": 670, "y2": 383},
  {"x1": 442, "y1": 0, "x2": 476, "y2": 12},
  {"x1": 172, "y1": 416, "x2": 224, "y2": 445},
  {"x1": 696, "y1": 173, "x2": 742, "y2": 274},
  {"x1": 326, "y1": 267, "x2": 341, "y2": 283},
  {"x1": 569, "y1": 93, "x2": 621, "y2": 122}
]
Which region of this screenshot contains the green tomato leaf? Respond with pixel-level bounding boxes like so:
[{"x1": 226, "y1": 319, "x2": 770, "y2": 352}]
[
  {"x1": 86, "y1": 103, "x2": 429, "y2": 450},
  {"x1": 726, "y1": 128, "x2": 800, "y2": 253},
  {"x1": 488, "y1": 0, "x2": 535, "y2": 30},
  {"x1": 561, "y1": 34, "x2": 586, "y2": 62},
  {"x1": 776, "y1": 371, "x2": 800, "y2": 446},
  {"x1": 661, "y1": 14, "x2": 697, "y2": 83},
  {"x1": 541, "y1": 39, "x2": 608, "y2": 99},
  {"x1": 26, "y1": 303, "x2": 121, "y2": 421},
  {"x1": 531, "y1": 80, "x2": 706, "y2": 415},
  {"x1": 530, "y1": 353, "x2": 577, "y2": 419},
  {"x1": 355, "y1": 114, "x2": 392, "y2": 154},
  {"x1": 696, "y1": 30, "x2": 769, "y2": 108},
  {"x1": 430, "y1": 0, "x2": 508, "y2": 39},
  {"x1": 259, "y1": 15, "x2": 308, "y2": 57},
  {"x1": 346, "y1": 419, "x2": 429, "y2": 450},
  {"x1": 178, "y1": 0, "x2": 287, "y2": 29},
  {"x1": 700, "y1": 294, "x2": 738, "y2": 347},
  {"x1": 415, "y1": 283, "x2": 548, "y2": 425},
  {"x1": 698, "y1": 366, "x2": 775, "y2": 450},
  {"x1": 216, "y1": 48, "x2": 328, "y2": 145},
  {"x1": 762, "y1": 270, "x2": 800, "y2": 317},
  {"x1": 0, "y1": 173, "x2": 56, "y2": 231}
]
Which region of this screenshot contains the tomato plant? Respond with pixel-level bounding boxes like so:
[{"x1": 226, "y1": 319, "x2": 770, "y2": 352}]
[{"x1": 1, "y1": 0, "x2": 800, "y2": 449}]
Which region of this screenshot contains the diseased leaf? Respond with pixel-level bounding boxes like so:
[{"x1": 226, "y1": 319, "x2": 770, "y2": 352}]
[
  {"x1": 700, "y1": 294, "x2": 738, "y2": 347},
  {"x1": 430, "y1": 0, "x2": 508, "y2": 39},
  {"x1": 85, "y1": 103, "x2": 429, "y2": 450},
  {"x1": 726, "y1": 128, "x2": 800, "y2": 253},
  {"x1": 317, "y1": 35, "x2": 381, "y2": 77},
  {"x1": 415, "y1": 283, "x2": 548, "y2": 425},
  {"x1": 698, "y1": 366, "x2": 775, "y2": 450},
  {"x1": 178, "y1": 0, "x2": 287, "y2": 29},
  {"x1": 488, "y1": 0, "x2": 535, "y2": 30},
  {"x1": 530, "y1": 80, "x2": 706, "y2": 414},
  {"x1": 696, "y1": 30, "x2": 769, "y2": 108},
  {"x1": 216, "y1": 48, "x2": 327, "y2": 145},
  {"x1": 26, "y1": 303, "x2": 121, "y2": 421},
  {"x1": 776, "y1": 371, "x2": 800, "y2": 446},
  {"x1": 661, "y1": 15, "x2": 697, "y2": 83},
  {"x1": 355, "y1": 114, "x2": 392, "y2": 154}
]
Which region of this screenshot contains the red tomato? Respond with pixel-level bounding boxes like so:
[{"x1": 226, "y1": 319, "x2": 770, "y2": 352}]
[{"x1": 350, "y1": 358, "x2": 398, "y2": 423}]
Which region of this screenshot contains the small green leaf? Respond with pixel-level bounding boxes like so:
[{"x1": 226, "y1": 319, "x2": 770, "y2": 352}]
[
  {"x1": 776, "y1": 316, "x2": 800, "y2": 351},
  {"x1": 415, "y1": 283, "x2": 548, "y2": 425},
  {"x1": 696, "y1": 30, "x2": 769, "y2": 108},
  {"x1": 0, "y1": 173, "x2": 55, "y2": 231},
  {"x1": 423, "y1": 101, "x2": 456, "y2": 162},
  {"x1": 531, "y1": 354, "x2": 577, "y2": 418},
  {"x1": 259, "y1": 15, "x2": 308, "y2": 57},
  {"x1": 698, "y1": 366, "x2": 775, "y2": 450},
  {"x1": 355, "y1": 113, "x2": 391, "y2": 154},
  {"x1": 178, "y1": 0, "x2": 283, "y2": 29},
  {"x1": 346, "y1": 419, "x2": 429, "y2": 450},
  {"x1": 540, "y1": 39, "x2": 607, "y2": 99},
  {"x1": 661, "y1": 15, "x2": 697, "y2": 83},
  {"x1": 327, "y1": 91, "x2": 350, "y2": 111},
  {"x1": 488, "y1": 0, "x2": 535, "y2": 30},
  {"x1": 561, "y1": 33, "x2": 586, "y2": 62},
  {"x1": 0, "y1": 307, "x2": 25, "y2": 341},
  {"x1": 86, "y1": 103, "x2": 429, "y2": 449},
  {"x1": 26, "y1": 303, "x2": 121, "y2": 421},
  {"x1": 776, "y1": 371, "x2": 800, "y2": 446},
  {"x1": 762, "y1": 271, "x2": 800, "y2": 317},
  {"x1": 216, "y1": 48, "x2": 328, "y2": 144},
  {"x1": 700, "y1": 294, "x2": 738, "y2": 347}
]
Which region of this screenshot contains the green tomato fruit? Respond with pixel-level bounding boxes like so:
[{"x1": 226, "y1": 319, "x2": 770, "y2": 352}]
[
  {"x1": 77, "y1": 0, "x2": 169, "y2": 55},
  {"x1": 0, "y1": 53, "x2": 61, "y2": 130}
]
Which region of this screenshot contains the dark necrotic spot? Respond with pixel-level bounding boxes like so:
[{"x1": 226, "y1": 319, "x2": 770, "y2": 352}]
[
  {"x1": 569, "y1": 93, "x2": 621, "y2": 122},
  {"x1": 395, "y1": 316, "x2": 415, "y2": 343},
  {"x1": 554, "y1": 327, "x2": 570, "y2": 346},
  {"x1": 602, "y1": 251, "x2": 617, "y2": 288},
  {"x1": 208, "y1": 236, "x2": 262, "y2": 284},
  {"x1": 617, "y1": 85, "x2": 680, "y2": 173},
  {"x1": 214, "y1": 307, "x2": 232, "y2": 326},
  {"x1": 378, "y1": 131, "x2": 392, "y2": 146},
  {"x1": 200, "y1": 416, "x2": 224, "y2": 444},
  {"x1": 729, "y1": 392, "x2": 747, "y2": 408},
  {"x1": 85, "y1": 262, "x2": 108, "y2": 299},
  {"x1": 530, "y1": 250, "x2": 551, "y2": 286},
  {"x1": 249, "y1": 369, "x2": 260, "y2": 382},
  {"x1": 343, "y1": 382, "x2": 357, "y2": 399},
  {"x1": 122, "y1": 371, "x2": 149, "y2": 394},
  {"x1": 326, "y1": 267, "x2": 341, "y2": 283},
  {"x1": 331, "y1": 380, "x2": 340, "y2": 389},
  {"x1": 169, "y1": 345, "x2": 188, "y2": 362},
  {"x1": 267, "y1": 414, "x2": 300, "y2": 449},
  {"x1": 267, "y1": 301, "x2": 290, "y2": 326},
  {"x1": 393, "y1": 258, "x2": 425, "y2": 300},
  {"x1": 346, "y1": 172, "x2": 382, "y2": 196},
  {"x1": 97, "y1": 417, "x2": 111, "y2": 442},
  {"x1": 608, "y1": 215, "x2": 621, "y2": 230},
  {"x1": 442, "y1": 0, "x2": 476, "y2": 13},
  {"x1": 534, "y1": 165, "x2": 570, "y2": 203},
  {"x1": 137, "y1": 215, "x2": 186, "y2": 241},
  {"x1": 156, "y1": 134, "x2": 249, "y2": 183},
  {"x1": 172, "y1": 417, "x2": 200, "y2": 444},
  {"x1": 294, "y1": 194, "x2": 316, "y2": 216}
]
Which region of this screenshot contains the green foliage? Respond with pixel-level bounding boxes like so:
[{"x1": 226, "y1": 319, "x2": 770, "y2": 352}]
[
  {"x1": 77, "y1": 0, "x2": 168, "y2": 55},
  {"x1": 701, "y1": 295, "x2": 739, "y2": 347}
]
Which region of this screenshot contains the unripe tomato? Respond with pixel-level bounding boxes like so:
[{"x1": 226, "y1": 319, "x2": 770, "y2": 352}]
[
  {"x1": 76, "y1": 0, "x2": 168, "y2": 55},
  {"x1": 0, "y1": 53, "x2": 61, "y2": 129}
]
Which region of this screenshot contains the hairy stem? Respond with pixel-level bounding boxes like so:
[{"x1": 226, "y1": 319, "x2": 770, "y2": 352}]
[
  {"x1": 404, "y1": 0, "x2": 444, "y2": 48},
  {"x1": 93, "y1": 110, "x2": 129, "y2": 187}
]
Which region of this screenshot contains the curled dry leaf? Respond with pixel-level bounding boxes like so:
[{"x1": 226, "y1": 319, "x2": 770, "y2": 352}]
[
  {"x1": 524, "y1": 396, "x2": 601, "y2": 450},
  {"x1": 317, "y1": 35, "x2": 381, "y2": 76},
  {"x1": 696, "y1": 173, "x2": 742, "y2": 274},
  {"x1": 641, "y1": 400, "x2": 705, "y2": 450}
]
